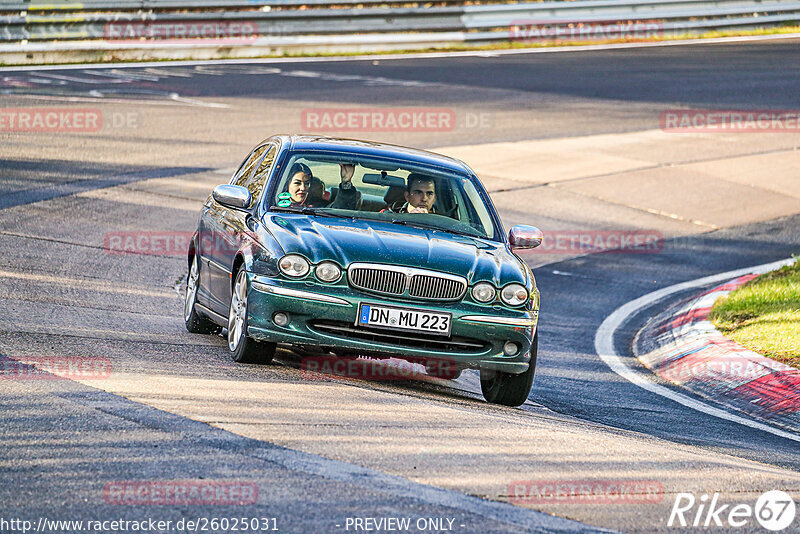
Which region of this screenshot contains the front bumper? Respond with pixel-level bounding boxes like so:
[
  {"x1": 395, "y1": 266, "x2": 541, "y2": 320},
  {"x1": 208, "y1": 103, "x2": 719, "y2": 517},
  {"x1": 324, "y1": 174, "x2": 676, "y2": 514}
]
[{"x1": 246, "y1": 274, "x2": 538, "y2": 374}]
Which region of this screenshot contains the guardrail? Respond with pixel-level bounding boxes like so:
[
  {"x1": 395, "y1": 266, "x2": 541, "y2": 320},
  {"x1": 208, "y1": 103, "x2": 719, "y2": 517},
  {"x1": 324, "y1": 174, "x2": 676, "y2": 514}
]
[{"x1": 0, "y1": 0, "x2": 798, "y2": 64}]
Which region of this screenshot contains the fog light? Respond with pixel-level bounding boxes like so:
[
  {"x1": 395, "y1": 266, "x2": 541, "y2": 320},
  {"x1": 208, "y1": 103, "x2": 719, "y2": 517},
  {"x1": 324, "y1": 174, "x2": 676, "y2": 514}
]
[
  {"x1": 503, "y1": 341, "x2": 519, "y2": 356},
  {"x1": 273, "y1": 312, "x2": 290, "y2": 327}
]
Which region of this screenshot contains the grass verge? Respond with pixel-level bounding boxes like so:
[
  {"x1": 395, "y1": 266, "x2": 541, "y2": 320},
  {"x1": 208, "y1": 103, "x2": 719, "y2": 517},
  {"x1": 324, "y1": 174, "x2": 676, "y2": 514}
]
[{"x1": 710, "y1": 258, "x2": 800, "y2": 368}]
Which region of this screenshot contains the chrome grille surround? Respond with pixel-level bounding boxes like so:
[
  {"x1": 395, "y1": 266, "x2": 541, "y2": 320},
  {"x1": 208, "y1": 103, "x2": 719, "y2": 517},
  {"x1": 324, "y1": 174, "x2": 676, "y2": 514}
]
[{"x1": 347, "y1": 263, "x2": 467, "y2": 301}]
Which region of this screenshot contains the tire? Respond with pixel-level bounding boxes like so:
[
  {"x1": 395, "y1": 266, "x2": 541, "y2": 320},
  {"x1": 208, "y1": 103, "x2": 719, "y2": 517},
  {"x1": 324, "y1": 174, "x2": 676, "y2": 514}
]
[
  {"x1": 480, "y1": 332, "x2": 538, "y2": 407},
  {"x1": 185, "y1": 253, "x2": 222, "y2": 335},
  {"x1": 425, "y1": 360, "x2": 463, "y2": 380},
  {"x1": 228, "y1": 268, "x2": 276, "y2": 364}
]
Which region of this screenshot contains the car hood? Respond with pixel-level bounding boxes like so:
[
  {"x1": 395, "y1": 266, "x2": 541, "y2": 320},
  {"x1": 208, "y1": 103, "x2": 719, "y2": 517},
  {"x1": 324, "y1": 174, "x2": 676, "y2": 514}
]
[{"x1": 262, "y1": 214, "x2": 527, "y2": 286}]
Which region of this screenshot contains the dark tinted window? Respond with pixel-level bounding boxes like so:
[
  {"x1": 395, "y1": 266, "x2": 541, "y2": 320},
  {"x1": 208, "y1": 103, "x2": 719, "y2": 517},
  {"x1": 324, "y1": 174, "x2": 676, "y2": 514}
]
[
  {"x1": 245, "y1": 145, "x2": 276, "y2": 198},
  {"x1": 232, "y1": 144, "x2": 268, "y2": 187}
]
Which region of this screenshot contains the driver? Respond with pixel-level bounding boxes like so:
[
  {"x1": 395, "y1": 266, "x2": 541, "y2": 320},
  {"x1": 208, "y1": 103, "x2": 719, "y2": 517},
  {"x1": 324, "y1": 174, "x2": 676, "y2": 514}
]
[
  {"x1": 394, "y1": 173, "x2": 437, "y2": 214},
  {"x1": 283, "y1": 162, "x2": 360, "y2": 209}
]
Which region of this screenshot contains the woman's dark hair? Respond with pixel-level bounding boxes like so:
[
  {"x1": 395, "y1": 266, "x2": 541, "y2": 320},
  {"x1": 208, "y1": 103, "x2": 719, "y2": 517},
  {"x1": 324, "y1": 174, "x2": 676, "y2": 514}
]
[{"x1": 288, "y1": 162, "x2": 312, "y2": 179}]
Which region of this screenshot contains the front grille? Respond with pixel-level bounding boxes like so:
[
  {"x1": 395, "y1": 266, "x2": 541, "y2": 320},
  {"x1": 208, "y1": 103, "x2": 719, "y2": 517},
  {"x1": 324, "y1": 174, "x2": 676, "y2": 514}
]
[
  {"x1": 409, "y1": 274, "x2": 464, "y2": 300},
  {"x1": 349, "y1": 267, "x2": 405, "y2": 295},
  {"x1": 347, "y1": 263, "x2": 466, "y2": 301},
  {"x1": 310, "y1": 321, "x2": 489, "y2": 353}
]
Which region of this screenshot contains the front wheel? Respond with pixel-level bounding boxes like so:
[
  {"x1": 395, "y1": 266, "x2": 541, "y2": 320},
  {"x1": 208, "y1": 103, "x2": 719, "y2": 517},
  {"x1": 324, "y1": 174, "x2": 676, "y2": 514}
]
[
  {"x1": 480, "y1": 333, "x2": 537, "y2": 407},
  {"x1": 228, "y1": 268, "x2": 276, "y2": 364}
]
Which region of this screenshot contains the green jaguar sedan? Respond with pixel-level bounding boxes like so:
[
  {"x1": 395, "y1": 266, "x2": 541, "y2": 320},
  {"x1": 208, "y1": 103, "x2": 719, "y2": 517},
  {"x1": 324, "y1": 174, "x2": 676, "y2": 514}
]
[{"x1": 184, "y1": 135, "x2": 543, "y2": 406}]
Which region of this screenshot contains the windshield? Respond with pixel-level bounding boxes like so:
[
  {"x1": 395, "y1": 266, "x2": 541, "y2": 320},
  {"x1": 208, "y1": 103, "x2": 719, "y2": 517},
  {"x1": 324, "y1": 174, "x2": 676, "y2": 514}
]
[{"x1": 267, "y1": 151, "x2": 499, "y2": 240}]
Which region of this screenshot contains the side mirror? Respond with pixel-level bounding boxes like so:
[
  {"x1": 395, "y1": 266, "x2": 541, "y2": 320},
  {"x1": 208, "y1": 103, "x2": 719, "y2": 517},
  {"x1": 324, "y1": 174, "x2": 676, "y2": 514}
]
[
  {"x1": 212, "y1": 184, "x2": 252, "y2": 210},
  {"x1": 509, "y1": 225, "x2": 543, "y2": 250}
]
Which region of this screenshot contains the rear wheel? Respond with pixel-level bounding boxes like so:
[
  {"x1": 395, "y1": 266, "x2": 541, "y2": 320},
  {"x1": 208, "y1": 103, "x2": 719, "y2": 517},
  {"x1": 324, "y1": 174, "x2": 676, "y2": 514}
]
[
  {"x1": 185, "y1": 254, "x2": 221, "y2": 335},
  {"x1": 480, "y1": 333, "x2": 538, "y2": 407},
  {"x1": 228, "y1": 268, "x2": 276, "y2": 364}
]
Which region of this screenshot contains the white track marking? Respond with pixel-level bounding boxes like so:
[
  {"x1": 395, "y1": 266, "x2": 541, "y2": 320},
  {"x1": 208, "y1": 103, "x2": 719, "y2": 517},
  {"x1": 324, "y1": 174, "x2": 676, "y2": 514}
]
[
  {"x1": 594, "y1": 257, "x2": 800, "y2": 443},
  {"x1": 1, "y1": 33, "x2": 799, "y2": 73},
  {"x1": 32, "y1": 72, "x2": 127, "y2": 84},
  {"x1": 169, "y1": 93, "x2": 230, "y2": 108},
  {"x1": 0, "y1": 93, "x2": 226, "y2": 107}
]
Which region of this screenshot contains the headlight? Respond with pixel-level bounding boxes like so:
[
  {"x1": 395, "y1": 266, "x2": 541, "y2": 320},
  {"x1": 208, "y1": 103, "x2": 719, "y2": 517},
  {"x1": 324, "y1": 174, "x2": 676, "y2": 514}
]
[
  {"x1": 471, "y1": 282, "x2": 496, "y2": 303},
  {"x1": 501, "y1": 283, "x2": 528, "y2": 306},
  {"x1": 315, "y1": 261, "x2": 341, "y2": 283},
  {"x1": 278, "y1": 254, "x2": 310, "y2": 278}
]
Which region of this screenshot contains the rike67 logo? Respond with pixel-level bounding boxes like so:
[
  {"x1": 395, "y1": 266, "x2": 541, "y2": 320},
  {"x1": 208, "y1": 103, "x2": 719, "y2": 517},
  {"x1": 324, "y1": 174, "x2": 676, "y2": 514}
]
[{"x1": 668, "y1": 490, "x2": 796, "y2": 531}]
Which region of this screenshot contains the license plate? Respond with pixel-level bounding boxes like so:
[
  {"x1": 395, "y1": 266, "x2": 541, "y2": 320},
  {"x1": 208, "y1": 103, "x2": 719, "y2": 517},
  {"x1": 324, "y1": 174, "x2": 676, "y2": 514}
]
[{"x1": 356, "y1": 303, "x2": 452, "y2": 337}]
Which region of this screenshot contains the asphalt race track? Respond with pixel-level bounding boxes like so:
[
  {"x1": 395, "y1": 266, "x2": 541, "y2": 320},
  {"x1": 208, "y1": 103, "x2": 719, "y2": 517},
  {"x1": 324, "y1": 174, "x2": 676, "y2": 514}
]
[{"x1": 2, "y1": 39, "x2": 800, "y2": 533}]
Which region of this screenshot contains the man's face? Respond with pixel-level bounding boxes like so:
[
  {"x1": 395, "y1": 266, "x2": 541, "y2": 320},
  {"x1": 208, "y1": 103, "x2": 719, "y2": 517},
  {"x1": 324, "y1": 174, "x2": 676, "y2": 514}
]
[{"x1": 405, "y1": 179, "x2": 436, "y2": 211}]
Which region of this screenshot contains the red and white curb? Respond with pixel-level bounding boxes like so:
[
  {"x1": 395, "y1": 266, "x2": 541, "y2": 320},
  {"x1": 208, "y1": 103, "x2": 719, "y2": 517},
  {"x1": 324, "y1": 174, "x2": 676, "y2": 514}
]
[{"x1": 636, "y1": 272, "x2": 800, "y2": 433}]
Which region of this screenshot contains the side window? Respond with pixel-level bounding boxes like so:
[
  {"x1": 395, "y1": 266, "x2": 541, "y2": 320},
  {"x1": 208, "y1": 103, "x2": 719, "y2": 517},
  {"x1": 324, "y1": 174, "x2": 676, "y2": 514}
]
[
  {"x1": 229, "y1": 154, "x2": 251, "y2": 185},
  {"x1": 232, "y1": 144, "x2": 268, "y2": 187},
  {"x1": 245, "y1": 145, "x2": 276, "y2": 198}
]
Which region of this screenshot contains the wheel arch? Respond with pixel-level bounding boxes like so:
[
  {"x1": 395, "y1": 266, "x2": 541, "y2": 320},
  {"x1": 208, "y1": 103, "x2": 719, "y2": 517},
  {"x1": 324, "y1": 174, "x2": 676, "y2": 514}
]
[
  {"x1": 230, "y1": 247, "x2": 256, "y2": 293},
  {"x1": 188, "y1": 234, "x2": 197, "y2": 269}
]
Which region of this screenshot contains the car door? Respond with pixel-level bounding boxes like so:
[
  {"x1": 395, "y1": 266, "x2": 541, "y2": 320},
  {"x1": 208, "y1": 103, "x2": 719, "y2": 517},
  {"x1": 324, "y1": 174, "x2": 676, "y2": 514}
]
[
  {"x1": 194, "y1": 194, "x2": 219, "y2": 312},
  {"x1": 204, "y1": 143, "x2": 269, "y2": 314}
]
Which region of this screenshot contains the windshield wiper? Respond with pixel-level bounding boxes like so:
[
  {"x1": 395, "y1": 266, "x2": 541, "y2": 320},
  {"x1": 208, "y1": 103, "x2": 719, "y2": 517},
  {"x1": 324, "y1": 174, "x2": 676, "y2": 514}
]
[
  {"x1": 389, "y1": 219, "x2": 438, "y2": 230},
  {"x1": 270, "y1": 206, "x2": 335, "y2": 217}
]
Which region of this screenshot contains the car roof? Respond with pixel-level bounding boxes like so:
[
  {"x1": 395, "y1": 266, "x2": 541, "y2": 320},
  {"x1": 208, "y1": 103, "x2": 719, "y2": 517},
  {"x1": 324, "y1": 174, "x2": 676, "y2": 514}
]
[{"x1": 267, "y1": 135, "x2": 472, "y2": 175}]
